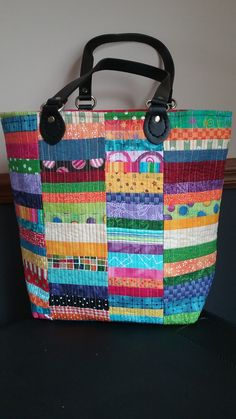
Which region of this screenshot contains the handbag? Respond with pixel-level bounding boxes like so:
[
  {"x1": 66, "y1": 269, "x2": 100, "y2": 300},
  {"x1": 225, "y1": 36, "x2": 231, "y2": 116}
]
[{"x1": 1, "y1": 33, "x2": 232, "y2": 324}]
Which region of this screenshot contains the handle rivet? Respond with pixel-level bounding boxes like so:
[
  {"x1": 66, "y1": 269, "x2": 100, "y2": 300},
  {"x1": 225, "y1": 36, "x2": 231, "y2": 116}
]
[
  {"x1": 154, "y1": 115, "x2": 160, "y2": 123},
  {"x1": 48, "y1": 116, "x2": 55, "y2": 123}
]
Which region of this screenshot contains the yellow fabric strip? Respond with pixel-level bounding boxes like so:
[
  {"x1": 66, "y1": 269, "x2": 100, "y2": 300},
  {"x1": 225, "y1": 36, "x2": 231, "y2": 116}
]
[
  {"x1": 21, "y1": 248, "x2": 48, "y2": 269},
  {"x1": 106, "y1": 172, "x2": 163, "y2": 193},
  {"x1": 109, "y1": 307, "x2": 163, "y2": 318},
  {"x1": 46, "y1": 241, "x2": 107, "y2": 258}
]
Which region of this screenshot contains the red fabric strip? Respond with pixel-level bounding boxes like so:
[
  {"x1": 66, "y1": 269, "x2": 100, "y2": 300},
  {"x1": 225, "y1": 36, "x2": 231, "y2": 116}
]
[
  {"x1": 6, "y1": 143, "x2": 38, "y2": 158},
  {"x1": 24, "y1": 266, "x2": 49, "y2": 292},
  {"x1": 4, "y1": 131, "x2": 39, "y2": 144},
  {"x1": 108, "y1": 286, "x2": 164, "y2": 297},
  {"x1": 41, "y1": 169, "x2": 105, "y2": 183},
  {"x1": 164, "y1": 160, "x2": 225, "y2": 183},
  {"x1": 19, "y1": 227, "x2": 46, "y2": 248}
]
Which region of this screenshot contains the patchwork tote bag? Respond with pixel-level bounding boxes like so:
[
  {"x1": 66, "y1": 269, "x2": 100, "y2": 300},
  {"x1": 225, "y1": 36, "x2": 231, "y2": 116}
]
[{"x1": 1, "y1": 33, "x2": 232, "y2": 324}]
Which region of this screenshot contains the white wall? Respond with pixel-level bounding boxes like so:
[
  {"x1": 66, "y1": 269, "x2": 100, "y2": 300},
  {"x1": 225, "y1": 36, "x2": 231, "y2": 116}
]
[{"x1": 0, "y1": 0, "x2": 235, "y2": 172}]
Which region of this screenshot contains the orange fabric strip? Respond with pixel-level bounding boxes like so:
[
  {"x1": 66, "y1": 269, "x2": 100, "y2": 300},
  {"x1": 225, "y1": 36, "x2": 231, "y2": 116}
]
[
  {"x1": 109, "y1": 277, "x2": 163, "y2": 289},
  {"x1": 164, "y1": 189, "x2": 222, "y2": 206},
  {"x1": 99, "y1": 127, "x2": 231, "y2": 141},
  {"x1": 46, "y1": 241, "x2": 107, "y2": 258},
  {"x1": 28, "y1": 293, "x2": 49, "y2": 309},
  {"x1": 4, "y1": 131, "x2": 39, "y2": 144},
  {"x1": 165, "y1": 252, "x2": 216, "y2": 277},
  {"x1": 64, "y1": 123, "x2": 105, "y2": 139},
  {"x1": 168, "y1": 128, "x2": 231, "y2": 140},
  {"x1": 51, "y1": 307, "x2": 110, "y2": 321},
  {"x1": 42, "y1": 191, "x2": 106, "y2": 203}
]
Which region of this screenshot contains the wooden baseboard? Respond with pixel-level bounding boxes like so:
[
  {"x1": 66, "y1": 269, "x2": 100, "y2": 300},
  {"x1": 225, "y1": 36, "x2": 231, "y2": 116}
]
[
  {"x1": 0, "y1": 158, "x2": 236, "y2": 204},
  {"x1": 0, "y1": 173, "x2": 12, "y2": 204},
  {"x1": 223, "y1": 158, "x2": 236, "y2": 189}
]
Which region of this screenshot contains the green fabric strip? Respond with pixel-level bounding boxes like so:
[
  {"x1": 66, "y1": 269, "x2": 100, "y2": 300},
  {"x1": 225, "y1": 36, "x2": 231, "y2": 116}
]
[
  {"x1": 164, "y1": 200, "x2": 221, "y2": 220},
  {"x1": 168, "y1": 110, "x2": 232, "y2": 129},
  {"x1": 43, "y1": 202, "x2": 105, "y2": 214},
  {"x1": 164, "y1": 240, "x2": 217, "y2": 263},
  {"x1": 44, "y1": 212, "x2": 105, "y2": 224},
  {"x1": 8, "y1": 158, "x2": 40, "y2": 174},
  {"x1": 42, "y1": 182, "x2": 105, "y2": 193},
  {"x1": 104, "y1": 110, "x2": 232, "y2": 128},
  {"x1": 63, "y1": 112, "x2": 104, "y2": 123},
  {"x1": 164, "y1": 265, "x2": 215, "y2": 286},
  {"x1": 164, "y1": 311, "x2": 200, "y2": 324},
  {"x1": 0, "y1": 111, "x2": 37, "y2": 118},
  {"x1": 107, "y1": 217, "x2": 163, "y2": 230},
  {"x1": 107, "y1": 235, "x2": 163, "y2": 244},
  {"x1": 105, "y1": 111, "x2": 146, "y2": 120}
]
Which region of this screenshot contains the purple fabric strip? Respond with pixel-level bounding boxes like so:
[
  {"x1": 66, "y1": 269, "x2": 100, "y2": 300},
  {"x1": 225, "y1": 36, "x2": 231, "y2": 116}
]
[
  {"x1": 108, "y1": 242, "x2": 163, "y2": 254},
  {"x1": 164, "y1": 179, "x2": 224, "y2": 194},
  {"x1": 106, "y1": 202, "x2": 163, "y2": 221},
  {"x1": 10, "y1": 173, "x2": 41, "y2": 194},
  {"x1": 49, "y1": 283, "x2": 108, "y2": 299}
]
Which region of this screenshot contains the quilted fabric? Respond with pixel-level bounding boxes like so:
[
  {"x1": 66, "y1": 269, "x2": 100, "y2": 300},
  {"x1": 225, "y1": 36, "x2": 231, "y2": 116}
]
[{"x1": 1, "y1": 109, "x2": 232, "y2": 324}]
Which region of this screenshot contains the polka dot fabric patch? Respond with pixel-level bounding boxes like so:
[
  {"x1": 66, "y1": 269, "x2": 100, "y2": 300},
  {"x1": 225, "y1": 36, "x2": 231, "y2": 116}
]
[
  {"x1": 8, "y1": 158, "x2": 40, "y2": 174},
  {"x1": 0, "y1": 109, "x2": 232, "y2": 324}
]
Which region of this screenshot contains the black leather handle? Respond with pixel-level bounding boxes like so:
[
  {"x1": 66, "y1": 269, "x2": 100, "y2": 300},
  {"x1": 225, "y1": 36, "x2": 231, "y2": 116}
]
[
  {"x1": 79, "y1": 33, "x2": 175, "y2": 104},
  {"x1": 42, "y1": 57, "x2": 172, "y2": 110},
  {"x1": 40, "y1": 57, "x2": 172, "y2": 146}
]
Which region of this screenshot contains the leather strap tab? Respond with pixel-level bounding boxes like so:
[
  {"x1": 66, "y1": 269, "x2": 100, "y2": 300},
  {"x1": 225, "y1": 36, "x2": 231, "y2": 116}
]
[
  {"x1": 39, "y1": 105, "x2": 65, "y2": 145},
  {"x1": 143, "y1": 103, "x2": 170, "y2": 144}
]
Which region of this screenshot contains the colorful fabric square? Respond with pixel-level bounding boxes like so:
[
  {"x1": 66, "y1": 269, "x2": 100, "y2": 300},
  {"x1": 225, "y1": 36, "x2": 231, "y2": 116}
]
[{"x1": 1, "y1": 109, "x2": 232, "y2": 324}]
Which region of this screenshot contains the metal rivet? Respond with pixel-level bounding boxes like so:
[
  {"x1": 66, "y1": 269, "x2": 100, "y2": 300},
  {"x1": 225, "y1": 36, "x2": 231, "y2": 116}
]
[
  {"x1": 48, "y1": 116, "x2": 55, "y2": 123},
  {"x1": 154, "y1": 115, "x2": 161, "y2": 123}
]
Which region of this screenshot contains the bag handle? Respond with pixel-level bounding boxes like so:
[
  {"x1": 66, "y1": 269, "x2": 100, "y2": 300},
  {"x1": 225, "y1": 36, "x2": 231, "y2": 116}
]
[
  {"x1": 78, "y1": 33, "x2": 175, "y2": 107},
  {"x1": 40, "y1": 57, "x2": 173, "y2": 146}
]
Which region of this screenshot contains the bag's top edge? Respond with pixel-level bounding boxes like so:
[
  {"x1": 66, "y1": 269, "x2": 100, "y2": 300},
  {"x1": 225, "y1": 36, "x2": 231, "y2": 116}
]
[{"x1": 0, "y1": 109, "x2": 232, "y2": 119}]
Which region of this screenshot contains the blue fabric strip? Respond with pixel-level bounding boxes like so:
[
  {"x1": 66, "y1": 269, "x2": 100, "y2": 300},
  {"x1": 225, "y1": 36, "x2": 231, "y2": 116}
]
[
  {"x1": 139, "y1": 162, "x2": 161, "y2": 172},
  {"x1": 49, "y1": 283, "x2": 108, "y2": 299},
  {"x1": 12, "y1": 189, "x2": 42, "y2": 209},
  {"x1": 39, "y1": 138, "x2": 105, "y2": 160},
  {"x1": 10, "y1": 173, "x2": 41, "y2": 194},
  {"x1": 164, "y1": 274, "x2": 214, "y2": 302},
  {"x1": 17, "y1": 217, "x2": 45, "y2": 234},
  {"x1": 20, "y1": 239, "x2": 46, "y2": 256},
  {"x1": 105, "y1": 139, "x2": 163, "y2": 152},
  {"x1": 108, "y1": 253, "x2": 163, "y2": 269},
  {"x1": 164, "y1": 149, "x2": 228, "y2": 162},
  {"x1": 164, "y1": 296, "x2": 205, "y2": 315},
  {"x1": 1, "y1": 114, "x2": 38, "y2": 133},
  {"x1": 48, "y1": 269, "x2": 108, "y2": 286},
  {"x1": 31, "y1": 303, "x2": 50, "y2": 315},
  {"x1": 106, "y1": 193, "x2": 163, "y2": 204},
  {"x1": 109, "y1": 295, "x2": 163, "y2": 309},
  {"x1": 110, "y1": 314, "x2": 164, "y2": 324},
  {"x1": 107, "y1": 228, "x2": 163, "y2": 237},
  {"x1": 26, "y1": 282, "x2": 49, "y2": 301}
]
